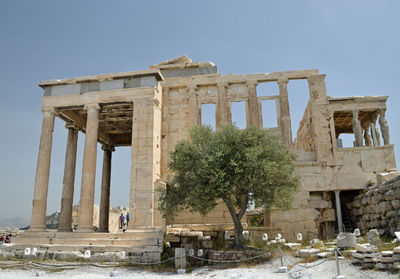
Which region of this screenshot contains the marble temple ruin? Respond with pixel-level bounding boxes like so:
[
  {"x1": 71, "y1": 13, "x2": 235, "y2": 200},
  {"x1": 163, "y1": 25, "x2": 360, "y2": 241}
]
[{"x1": 10, "y1": 55, "x2": 397, "y2": 260}]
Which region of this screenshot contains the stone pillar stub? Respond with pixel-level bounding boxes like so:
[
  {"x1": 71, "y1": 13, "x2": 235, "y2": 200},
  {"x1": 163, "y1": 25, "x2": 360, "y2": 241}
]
[
  {"x1": 130, "y1": 98, "x2": 162, "y2": 229},
  {"x1": 307, "y1": 74, "x2": 327, "y2": 101},
  {"x1": 217, "y1": 82, "x2": 229, "y2": 129},
  {"x1": 99, "y1": 144, "x2": 114, "y2": 232},
  {"x1": 58, "y1": 125, "x2": 79, "y2": 231},
  {"x1": 277, "y1": 78, "x2": 292, "y2": 147},
  {"x1": 30, "y1": 107, "x2": 56, "y2": 232},
  {"x1": 77, "y1": 104, "x2": 100, "y2": 232},
  {"x1": 247, "y1": 81, "x2": 260, "y2": 127}
]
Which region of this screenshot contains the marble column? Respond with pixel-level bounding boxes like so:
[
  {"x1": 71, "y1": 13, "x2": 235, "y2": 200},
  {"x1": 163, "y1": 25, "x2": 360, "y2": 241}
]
[
  {"x1": 334, "y1": 191, "x2": 343, "y2": 233},
  {"x1": 77, "y1": 104, "x2": 100, "y2": 232},
  {"x1": 58, "y1": 125, "x2": 79, "y2": 231},
  {"x1": 216, "y1": 82, "x2": 229, "y2": 129},
  {"x1": 277, "y1": 78, "x2": 292, "y2": 147},
  {"x1": 363, "y1": 125, "x2": 372, "y2": 146},
  {"x1": 379, "y1": 108, "x2": 390, "y2": 145},
  {"x1": 247, "y1": 81, "x2": 260, "y2": 127},
  {"x1": 98, "y1": 145, "x2": 114, "y2": 232},
  {"x1": 352, "y1": 110, "x2": 363, "y2": 147},
  {"x1": 30, "y1": 107, "x2": 56, "y2": 232}
]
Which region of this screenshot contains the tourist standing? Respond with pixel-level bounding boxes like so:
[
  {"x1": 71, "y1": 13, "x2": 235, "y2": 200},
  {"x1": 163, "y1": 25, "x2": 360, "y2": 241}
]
[
  {"x1": 119, "y1": 214, "x2": 125, "y2": 229},
  {"x1": 126, "y1": 212, "x2": 130, "y2": 226}
]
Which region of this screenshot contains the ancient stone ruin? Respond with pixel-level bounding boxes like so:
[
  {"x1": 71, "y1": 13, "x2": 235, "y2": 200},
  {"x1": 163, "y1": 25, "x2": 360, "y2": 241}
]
[{"x1": 5, "y1": 55, "x2": 397, "y2": 261}]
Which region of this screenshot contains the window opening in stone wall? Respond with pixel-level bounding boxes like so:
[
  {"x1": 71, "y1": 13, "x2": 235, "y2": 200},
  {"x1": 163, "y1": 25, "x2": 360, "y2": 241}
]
[
  {"x1": 257, "y1": 82, "x2": 278, "y2": 97},
  {"x1": 288, "y1": 80, "x2": 310, "y2": 142},
  {"x1": 231, "y1": 101, "x2": 247, "y2": 129},
  {"x1": 201, "y1": 103, "x2": 216, "y2": 130},
  {"x1": 261, "y1": 99, "x2": 278, "y2": 128}
]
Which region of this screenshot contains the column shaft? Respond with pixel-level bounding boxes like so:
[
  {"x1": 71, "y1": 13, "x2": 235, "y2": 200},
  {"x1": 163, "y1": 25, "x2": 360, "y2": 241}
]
[
  {"x1": 334, "y1": 191, "x2": 343, "y2": 233},
  {"x1": 30, "y1": 107, "x2": 56, "y2": 231},
  {"x1": 77, "y1": 104, "x2": 100, "y2": 232},
  {"x1": 277, "y1": 79, "x2": 292, "y2": 147},
  {"x1": 379, "y1": 109, "x2": 390, "y2": 145},
  {"x1": 99, "y1": 145, "x2": 113, "y2": 232},
  {"x1": 247, "y1": 82, "x2": 260, "y2": 127},
  {"x1": 187, "y1": 86, "x2": 199, "y2": 129},
  {"x1": 216, "y1": 83, "x2": 229, "y2": 129},
  {"x1": 58, "y1": 126, "x2": 78, "y2": 231},
  {"x1": 352, "y1": 110, "x2": 363, "y2": 147}
]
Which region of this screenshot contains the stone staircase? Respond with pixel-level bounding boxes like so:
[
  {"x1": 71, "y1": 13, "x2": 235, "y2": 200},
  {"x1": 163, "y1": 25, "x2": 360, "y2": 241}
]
[{"x1": 1, "y1": 229, "x2": 164, "y2": 262}]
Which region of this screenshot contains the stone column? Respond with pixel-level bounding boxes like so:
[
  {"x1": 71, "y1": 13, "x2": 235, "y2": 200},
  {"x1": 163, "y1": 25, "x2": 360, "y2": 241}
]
[
  {"x1": 363, "y1": 125, "x2": 372, "y2": 146},
  {"x1": 379, "y1": 108, "x2": 390, "y2": 145},
  {"x1": 277, "y1": 78, "x2": 292, "y2": 147},
  {"x1": 30, "y1": 106, "x2": 56, "y2": 232},
  {"x1": 77, "y1": 104, "x2": 100, "y2": 232},
  {"x1": 371, "y1": 123, "x2": 378, "y2": 146},
  {"x1": 352, "y1": 110, "x2": 363, "y2": 147},
  {"x1": 187, "y1": 85, "x2": 199, "y2": 129},
  {"x1": 247, "y1": 81, "x2": 260, "y2": 127},
  {"x1": 334, "y1": 191, "x2": 343, "y2": 233},
  {"x1": 58, "y1": 125, "x2": 79, "y2": 232},
  {"x1": 98, "y1": 145, "x2": 114, "y2": 232},
  {"x1": 216, "y1": 82, "x2": 229, "y2": 129}
]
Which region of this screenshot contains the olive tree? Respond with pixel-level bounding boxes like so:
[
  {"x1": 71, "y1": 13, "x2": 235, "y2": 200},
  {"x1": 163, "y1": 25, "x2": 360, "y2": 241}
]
[{"x1": 159, "y1": 124, "x2": 299, "y2": 249}]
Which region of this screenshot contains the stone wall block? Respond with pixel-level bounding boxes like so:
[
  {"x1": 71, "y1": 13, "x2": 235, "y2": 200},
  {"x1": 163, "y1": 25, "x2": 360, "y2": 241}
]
[{"x1": 385, "y1": 190, "x2": 396, "y2": 201}]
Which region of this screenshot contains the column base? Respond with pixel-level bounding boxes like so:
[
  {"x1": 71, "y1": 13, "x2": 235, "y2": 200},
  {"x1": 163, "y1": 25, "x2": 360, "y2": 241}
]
[
  {"x1": 57, "y1": 228, "x2": 73, "y2": 232},
  {"x1": 29, "y1": 226, "x2": 47, "y2": 232},
  {"x1": 76, "y1": 227, "x2": 94, "y2": 233}
]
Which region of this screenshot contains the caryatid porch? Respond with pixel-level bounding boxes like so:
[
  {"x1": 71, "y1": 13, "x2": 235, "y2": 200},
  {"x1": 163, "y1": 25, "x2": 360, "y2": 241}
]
[{"x1": 30, "y1": 69, "x2": 165, "y2": 233}]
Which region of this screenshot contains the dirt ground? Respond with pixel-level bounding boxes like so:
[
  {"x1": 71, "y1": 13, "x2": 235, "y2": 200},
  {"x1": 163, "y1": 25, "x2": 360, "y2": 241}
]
[{"x1": 0, "y1": 257, "x2": 397, "y2": 279}]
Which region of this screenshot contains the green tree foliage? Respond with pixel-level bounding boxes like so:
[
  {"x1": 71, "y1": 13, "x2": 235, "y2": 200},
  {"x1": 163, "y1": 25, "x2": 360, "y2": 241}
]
[{"x1": 159, "y1": 124, "x2": 300, "y2": 249}]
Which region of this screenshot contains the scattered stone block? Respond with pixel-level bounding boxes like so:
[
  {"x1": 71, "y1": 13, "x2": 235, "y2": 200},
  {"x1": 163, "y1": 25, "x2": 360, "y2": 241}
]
[
  {"x1": 337, "y1": 232, "x2": 356, "y2": 248},
  {"x1": 296, "y1": 248, "x2": 320, "y2": 258},
  {"x1": 367, "y1": 229, "x2": 381, "y2": 246}
]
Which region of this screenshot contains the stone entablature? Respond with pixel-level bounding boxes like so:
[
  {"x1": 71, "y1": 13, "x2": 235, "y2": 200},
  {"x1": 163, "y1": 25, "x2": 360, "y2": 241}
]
[{"x1": 25, "y1": 55, "x2": 397, "y2": 245}]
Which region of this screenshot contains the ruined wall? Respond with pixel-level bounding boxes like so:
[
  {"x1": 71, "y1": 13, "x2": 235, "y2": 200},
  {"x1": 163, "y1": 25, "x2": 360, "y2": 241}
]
[
  {"x1": 293, "y1": 100, "x2": 314, "y2": 152},
  {"x1": 348, "y1": 175, "x2": 400, "y2": 235}
]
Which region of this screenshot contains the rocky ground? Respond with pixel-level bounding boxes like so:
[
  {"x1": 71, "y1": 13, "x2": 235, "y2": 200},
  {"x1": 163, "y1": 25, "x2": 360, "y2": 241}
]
[{"x1": 0, "y1": 257, "x2": 397, "y2": 279}]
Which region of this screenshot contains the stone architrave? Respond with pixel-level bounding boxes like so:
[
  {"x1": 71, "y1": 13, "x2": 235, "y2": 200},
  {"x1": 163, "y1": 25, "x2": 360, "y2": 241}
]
[
  {"x1": 30, "y1": 106, "x2": 56, "y2": 232},
  {"x1": 247, "y1": 81, "x2": 260, "y2": 127},
  {"x1": 352, "y1": 110, "x2": 363, "y2": 147},
  {"x1": 379, "y1": 109, "x2": 390, "y2": 145},
  {"x1": 277, "y1": 78, "x2": 292, "y2": 147},
  {"x1": 58, "y1": 125, "x2": 79, "y2": 231},
  {"x1": 99, "y1": 145, "x2": 114, "y2": 232},
  {"x1": 77, "y1": 104, "x2": 100, "y2": 232}
]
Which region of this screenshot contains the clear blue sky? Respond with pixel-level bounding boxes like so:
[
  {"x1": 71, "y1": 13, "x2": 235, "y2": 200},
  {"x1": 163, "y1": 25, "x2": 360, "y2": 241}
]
[{"x1": 1, "y1": 1, "x2": 399, "y2": 221}]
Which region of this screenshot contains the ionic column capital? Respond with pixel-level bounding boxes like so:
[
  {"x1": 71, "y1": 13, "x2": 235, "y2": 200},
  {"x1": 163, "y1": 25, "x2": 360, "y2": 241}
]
[
  {"x1": 352, "y1": 109, "x2": 359, "y2": 117},
  {"x1": 65, "y1": 123, "x2": 79, "y2": 130},
  {"x1": 41, "y1": 106, "x2": 56, "y2": 116},
  {"x1": 101, "y1": 145, "x2": 115, "y2": 152},
  {"x1": 247, "y1": 80, "x2": 258, "y2": 88},
  {"x1": 84, "y1": 104, "x2": 100, "y2": 111},
  {"x1": 217, "y1": 82, "x2": 229, "y2": 89},
  {"x1": 277, "y1": 78, "x2": 289, "y2": 86}
]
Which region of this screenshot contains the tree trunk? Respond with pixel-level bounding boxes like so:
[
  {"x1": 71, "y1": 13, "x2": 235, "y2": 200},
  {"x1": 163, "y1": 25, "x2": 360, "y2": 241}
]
[{"x1": 224, "y1": 195, "x2": 248, "y2": 249}]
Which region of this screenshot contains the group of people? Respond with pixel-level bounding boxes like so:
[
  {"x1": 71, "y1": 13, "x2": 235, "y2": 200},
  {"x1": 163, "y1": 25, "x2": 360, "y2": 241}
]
[
  {"x1": 0, "y1": 234, "x2": 12, "y2": 246},
  {"x1": 119, "y1": 212, "x2": 130, "y2": 232}
]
